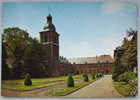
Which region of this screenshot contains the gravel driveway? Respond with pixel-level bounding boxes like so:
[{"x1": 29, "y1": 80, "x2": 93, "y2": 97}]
[{"x1": 65, "y1": 75, "x2": 122, "y2": 98}]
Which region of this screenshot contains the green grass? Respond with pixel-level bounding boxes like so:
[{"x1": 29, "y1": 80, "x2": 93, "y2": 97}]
[
  {"x1": 46, "y1": 78, "x2": 99, "y2": 96},
  {"x1": 1, "y1": 75, "x2": 82, "y2": 91},
  {"x1": 2, "y1": 80, "x2": 65, "y2": 90},
  {"x1": 2, "y1": 74, "x2": 100, "y2": 92},
  {"x1": 113, "y1": 81, "x2": 137, "y2": 97}
]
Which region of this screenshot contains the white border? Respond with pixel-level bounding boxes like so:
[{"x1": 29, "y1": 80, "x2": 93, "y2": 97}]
[{"x1": 0, "y1": 0, "x2": 139, "y2": 100}]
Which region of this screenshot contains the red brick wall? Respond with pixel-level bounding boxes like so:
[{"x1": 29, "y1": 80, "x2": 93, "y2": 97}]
[{"x1": 57, "y1": 63, "x2": 113, "y2": 76}]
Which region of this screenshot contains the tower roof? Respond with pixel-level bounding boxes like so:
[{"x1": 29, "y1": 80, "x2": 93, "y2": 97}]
[
  {"x1": 43, "y1": 14, "x2": 56, "y2": 32},
  {"x1": 48, "y1": 13, "x2": 52, "y2": 18}
]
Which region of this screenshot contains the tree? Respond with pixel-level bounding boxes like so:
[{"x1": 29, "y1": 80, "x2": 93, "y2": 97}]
[
  {"x1": 3, "y1": 27, "x2": 29, "y2": 79},
  {"x1": 23, "y1": 38, "x2": 47, "y2": 78},
  {"x1": 2, "y1": 42, "x2": 10, "y2": 80},
  {"x1": 2, "y1": 27, "x2": 48, "y2": 79},
  {"x1": 112, "y1": 28, "x2": 137, "y2": 81}
]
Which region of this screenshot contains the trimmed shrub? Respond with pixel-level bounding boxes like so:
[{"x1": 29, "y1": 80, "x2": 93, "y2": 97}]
[
  {"x1": 118, "y1": 72, "x2": 136, "y2": 83},
  {"x1": 92, "y1": 74, "x2": 95, "y2": 79},
  {"x1": 95, "y1": 73, "x2": 102, "y2": 78},
  {"x1": 24, "y1": 73, "x2": 32, "y2": 86},
  {"x1": 100, "y1": 73, "x2": 103, "y2": 77},
  {"x1": 67, "y1": 75, "x2": 74, "y2": 87},
  {"x1": 83, "y1": 74, "x2": 89, "y2": 82},
  {"x1": 95, "y1": 73, "x2": 99, "y2": 78},
  {"x1": 99, "y1": 73, "x2": 101, "y2": 77}
]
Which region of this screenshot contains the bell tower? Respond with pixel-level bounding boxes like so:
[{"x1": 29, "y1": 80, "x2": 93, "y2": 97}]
[{"x1": 40, "y1": 14, "x2": 59, "y2": 76}]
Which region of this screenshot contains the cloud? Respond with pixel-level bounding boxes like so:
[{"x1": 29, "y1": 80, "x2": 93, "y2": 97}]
[
  {"x1": 60, "y1": 33, "x2": 123, "y2": 58},
  {"x1": 102, "y1": 1, "x2": 126, "y2": 14},
  {"x1": 60, "y1": 41, "x2": 96, "y2": 58}
]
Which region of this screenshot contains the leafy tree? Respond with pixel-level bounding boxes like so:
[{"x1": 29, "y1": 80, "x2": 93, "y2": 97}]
[
  {"x1": 2, "y1": 27, "x2": 29, "y2": 79},
  {"x1": 2, "y1": 27, "x2": 48, "y2": 79},
  {"x1": 59, "y1": 56, "x2": 70, "y2": 64},
  {"x1": 2, "y1": 42, "x2": 10, "y2": 80},
  {"x1": 112, "y1": 28, "x2": 137, "y2": 81},
  {"x1": 23, "y1": 38, "x2": 47, "y2": 78}
]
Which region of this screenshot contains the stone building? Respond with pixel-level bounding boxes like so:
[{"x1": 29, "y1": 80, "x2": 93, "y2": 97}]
[
  {"x1": 39, "y1": 14, "x2": 60, "y2": 76},
  {"x1": 39, "y1": 14, "x2": 113, "y2": 77}
]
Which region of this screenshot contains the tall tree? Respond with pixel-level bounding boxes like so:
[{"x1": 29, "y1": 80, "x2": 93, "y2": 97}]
[
  {"x1": 2, "y1": 42, "x2": 10, "y2": 80},
  {"x1": 2, "y1": 27, "x2": 49, "y2": 79},
  {"x1": 3, "y1": 27, "x2": 29, "y2": 79},
  {"x1": 113, "y1": 28, "x2": 137, "y2": 81},
  {"x1": 23, "y1": 38, "x2": 47, "y2": 78}
]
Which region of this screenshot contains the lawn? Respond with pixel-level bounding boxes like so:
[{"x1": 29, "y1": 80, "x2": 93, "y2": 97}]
[
  {"x1": 45, "y1": 78, "x2": 99, "y2": 96},
  {"x1": 1, "y1": 75, "x2": 82, "y2": 91},
  {"x1": 1, "y1": 75, "x2": 88, "y2": 91}
]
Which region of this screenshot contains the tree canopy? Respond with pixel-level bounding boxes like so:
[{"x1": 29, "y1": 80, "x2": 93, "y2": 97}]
[
  {"x1": 2, "y1": 27, "x2": 48, "y2": 79},
  {"x1": 112, "y1": 28, "x2": 137, "y2": 81}
]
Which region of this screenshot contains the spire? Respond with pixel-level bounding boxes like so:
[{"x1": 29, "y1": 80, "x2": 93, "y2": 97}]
[
  {"x1": 43, "y1": 14, "x2": 56, "y2": 32},
  {"x1": 47, "y1": 13, "x2": 52, "y2": 24}
]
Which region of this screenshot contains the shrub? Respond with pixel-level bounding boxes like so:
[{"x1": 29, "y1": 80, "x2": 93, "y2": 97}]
[
  {"x1": 112, "y1": 73, "x2": 119, "y2": 81},
  {"x1": 99, "y1": 73, "x2": 102, "y2": 77},
  {"x1": 128, "y1": 78, "x2": 138, "y2": 96},
  {"x1": 100, "y1": 73, "x2": 103, "y2": 77},
  {"x1": 118, "y1": 72, "x2": 136, "y2": 83},
  {"x1": 67, "y1": 75, "x2": 74, "y2": 87},
  {"x1": 96, "y1": 73, "x2": 100, "y2": 78},
  {"x1": 83, "y1": 74, "x2": 89, "y2": 82},
  {"x1": 92, "y1": 74, "x2": 95, "y2": 79},
  {"x1": 24, "y1": 73, "x2": 32, "y2": 86},
  {"x1": 99, "y1": 73, "x2": 103, "y2": 77},
  {"x1": 95, "y1": 73, "x2": 98, "y2": 78}
]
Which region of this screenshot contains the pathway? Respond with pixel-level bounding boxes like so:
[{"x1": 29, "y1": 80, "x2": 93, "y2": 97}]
[{"x1": 65, "y1": 75, "x2": 122, "y2": 98}]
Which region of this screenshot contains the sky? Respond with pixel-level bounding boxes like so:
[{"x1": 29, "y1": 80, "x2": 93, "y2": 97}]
[{"x1": 2, "y1": 1, "x2": 137, "y2": 58}]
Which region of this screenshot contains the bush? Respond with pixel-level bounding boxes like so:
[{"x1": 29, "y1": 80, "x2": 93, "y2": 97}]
[
  {"x1": 101, "y1": 73, "x2": 104, "y2": 77},
  {"x1": 67, "y1": 75, "x2": 74, "y2": 87},
  {"x1": 112, "y1": 73, "x2": 119, "y2": 81},
  {"x1": 92, "y1": 74, "x2": 95, "y2": 79},
  {"x1": 128, "y1": 78, "x2": 138, "y2": 96},
  {"x1": 96, "y1": 73, "x2": 101, "y2": 78},
  {"x1": 24, "y1": 73, "x2": 32, "y2": 86},
  {"x1": 118, "y1": 72, "x2": 136, "y2": 83},
  {"x1": 83, "y1": 74, "x2": 89, "y2": 82}
]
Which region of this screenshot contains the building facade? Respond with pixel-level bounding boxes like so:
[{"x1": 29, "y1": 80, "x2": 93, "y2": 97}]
[
  {"x1": 39, "y1": 14, "x2": 60, "y2": 76},
  {"x1": 39, "y1": 14, "x2": 113, "y2": 77}
]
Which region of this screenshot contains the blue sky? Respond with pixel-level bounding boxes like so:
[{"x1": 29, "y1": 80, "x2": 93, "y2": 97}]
[{"x1": 2, "y1": 1, "x2": 137, "y2": 58}]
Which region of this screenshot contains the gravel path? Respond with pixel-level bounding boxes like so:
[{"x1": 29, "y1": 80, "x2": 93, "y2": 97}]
[
  {"x1": 1, "y1": 83, "x2": 65, "y2": 97},
  {"x1": 65, "y1": 75, "x2": 122, "y2": 98}
]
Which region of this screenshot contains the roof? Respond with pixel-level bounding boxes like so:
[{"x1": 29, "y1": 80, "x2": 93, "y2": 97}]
[{"x1": 68, "y1": 55, "x2": 114, "y2": 64}]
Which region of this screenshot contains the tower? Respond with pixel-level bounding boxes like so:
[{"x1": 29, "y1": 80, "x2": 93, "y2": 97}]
[{"x1": 39, "y1": 14, "x2": 59, "y2": 76}]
